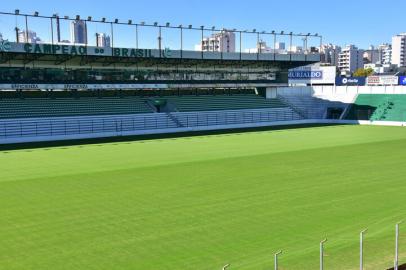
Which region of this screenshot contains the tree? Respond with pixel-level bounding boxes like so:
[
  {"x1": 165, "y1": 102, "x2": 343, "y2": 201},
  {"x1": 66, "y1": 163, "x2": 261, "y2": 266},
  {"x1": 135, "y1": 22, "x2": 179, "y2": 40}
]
[{"x1": 353, "y1": 68, "x2": 374, "y2": 77}]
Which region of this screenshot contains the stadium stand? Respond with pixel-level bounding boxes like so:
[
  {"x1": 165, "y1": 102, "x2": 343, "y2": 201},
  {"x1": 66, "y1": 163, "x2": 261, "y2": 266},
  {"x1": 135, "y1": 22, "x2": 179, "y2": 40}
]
[
  {"x1": 0, "y1": 91, "x2": 288, "y2": 119},
  {"x1": 345, "y1": 94, "x2": 406, "y2": 122},
  {"x1": 0, "y1": 97, "x2": 154, "y2": 119},
  {"x1": 161, "y1": 95, "x2": 287, "y2": 112},
  {"x1": 0, "y1": 88, "x2": 307, "y2": 143},
  {"x1": 0, "y1": 107, "x2": 303, "y2": 141},
  {"x1": 277, "y1": 95, "x2": 349, "y2": 119},
  {"x1": 0, "y1": 87, "x2": 314, "y2": 144}
]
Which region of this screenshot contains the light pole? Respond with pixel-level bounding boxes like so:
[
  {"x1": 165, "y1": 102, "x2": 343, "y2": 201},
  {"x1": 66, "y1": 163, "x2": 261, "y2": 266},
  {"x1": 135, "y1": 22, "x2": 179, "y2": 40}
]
[
  {"x1": 110, "y1": 22, "x2": 114, "y2": 53},
  {"x1": 179, "y1": 25, "x2": 183, "y2": 58},
  {"x1": 360, "y1": 229, "x2": 367, "y2": 270},
  {"x1": 159, "y1": 26, "x2": 163, "y2": 53},
  {"x1": 200, "y1": 25, "x2": 204, "y2": 59},
  {"x1": 256, "y1": 30, "x2": 259, "y2": 59},
  {"x1": 274, "y1": 250, "x2": 282, "y2": 270},
  {"x1": 320, "y1": 239, "x2": 327, "y2": 270},
  {"x1": 50, "y1": 17, "x2": 54, "y2": 45},
  {"x1": 135, "y1": 24, "x2": 139, "y2": 49},
  {"x1": 272, "y1": 31, "x2": 276, "y2": 61},
  {"x1": 15, "y1": 27, "x2": 20, "y2": 43},
  {"x1": 395, "y1": 222, "x2": 402, "y2": 270},
  {"x1": 289, "y1": 32, "x2": 293, "y2": 62},
  {"x1": 239, "y1": 30, "x2": 242, "y2": 60},
  {"x1": 25, "y1": 15, "x2": 29, "y2": 42}
]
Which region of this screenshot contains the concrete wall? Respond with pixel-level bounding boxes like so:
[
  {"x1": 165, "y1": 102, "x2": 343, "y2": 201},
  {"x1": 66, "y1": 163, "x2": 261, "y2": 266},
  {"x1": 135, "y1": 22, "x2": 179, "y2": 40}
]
[
  {"x1": 267, "y1": 85, "x2": 406, "y2": 103},
  {"x1": 0, "y1": 108, "x2": 302, "y2": 144}
]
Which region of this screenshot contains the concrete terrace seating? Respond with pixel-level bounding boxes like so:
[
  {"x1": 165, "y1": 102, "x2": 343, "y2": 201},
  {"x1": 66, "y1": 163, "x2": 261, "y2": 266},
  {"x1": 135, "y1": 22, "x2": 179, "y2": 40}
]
[
  {"x1": 278, "y1": 95, "x2": 348, "y2": 119},
  {"x1": 0, "y1": 107, "x2": 304, "y2": 143},
  {"x1": 170, "y1": 107, "x2": 303, "y2": 127},
  {"x1": 0, "y1": 97, "x2": 154, "y2": 119},
  {"x1": 163, "y1": 94, "x2": 287, "y2": 112}
]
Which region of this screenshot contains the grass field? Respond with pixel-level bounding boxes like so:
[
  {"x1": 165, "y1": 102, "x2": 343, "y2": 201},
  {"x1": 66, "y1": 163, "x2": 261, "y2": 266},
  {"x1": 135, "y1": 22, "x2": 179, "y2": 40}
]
[{"x1": 2, "y1": 125, "x2": 406, "y2": 270}]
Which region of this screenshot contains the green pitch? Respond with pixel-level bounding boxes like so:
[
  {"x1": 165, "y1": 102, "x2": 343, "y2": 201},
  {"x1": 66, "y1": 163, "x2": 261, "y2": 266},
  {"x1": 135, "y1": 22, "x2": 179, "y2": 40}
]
[{"x1": 2, "y1": 125, "x2": 406, "y2": 270}]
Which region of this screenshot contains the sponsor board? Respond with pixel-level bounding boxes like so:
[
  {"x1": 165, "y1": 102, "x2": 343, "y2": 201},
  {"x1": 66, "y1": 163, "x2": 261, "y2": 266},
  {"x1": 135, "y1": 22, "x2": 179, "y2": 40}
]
[
  {"x1": 399, "y1": 76, "x2": 406, "y2": 86},
  {"x1": 0, "y1": 83, "x2": 277, "y2": 90},
  {"x1": 289, "y1": 65, "x2": 336, "y2": 85},
  {"x1": 1, "y1": 84, "x2": 169, "y2": 90},
  {"x1": 288, "y1": 70, "x2": 323, "y2": 80},
  {"x1": 335, "y1": 77, "x2": 366, "y2": 86},
  {"x1": 367, "y1": 76, "x2": 398, "y2": 86}
]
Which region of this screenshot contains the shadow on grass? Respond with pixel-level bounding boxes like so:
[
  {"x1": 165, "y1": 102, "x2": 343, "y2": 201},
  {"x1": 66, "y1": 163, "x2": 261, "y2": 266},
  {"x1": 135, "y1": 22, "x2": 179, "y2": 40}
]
[
  {"x1": 387, "y1": 264, "x2": 406, "y2": 270},
  {"x1": 0, "y1": 123, "x2": 348, "y2": 152}
]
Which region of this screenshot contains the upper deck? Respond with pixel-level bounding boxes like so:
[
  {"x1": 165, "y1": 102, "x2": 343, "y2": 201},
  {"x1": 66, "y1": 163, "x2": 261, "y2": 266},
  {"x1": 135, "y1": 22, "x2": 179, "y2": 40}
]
[
  {"x1": 0, "y1": 41, "x2": 321, "y2": 63},
  {"x1": 0, "y1": 10, "x2": 322, "y2": 89}
]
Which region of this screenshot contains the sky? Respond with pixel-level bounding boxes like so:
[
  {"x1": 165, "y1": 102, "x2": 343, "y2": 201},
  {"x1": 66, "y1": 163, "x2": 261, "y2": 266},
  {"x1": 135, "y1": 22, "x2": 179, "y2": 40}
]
[{"x1": 0, "y1": 0, "x2": 404, "y2": 50}]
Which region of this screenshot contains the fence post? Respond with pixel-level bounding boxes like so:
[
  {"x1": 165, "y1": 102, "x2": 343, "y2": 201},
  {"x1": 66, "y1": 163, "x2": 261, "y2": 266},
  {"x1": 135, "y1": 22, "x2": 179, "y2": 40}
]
[
  {"x1": 360, "y1": 229, "x2": 367, "y2": 270},
  {"x1": 395, "y1": 222, "x2": 402, "y2": 270},
  {"x1": 274, "y1": 251, "x2": 282, "y2": 270},
  {"x1": 320, "y1": 239, "x2": 327, "y2": 270}
]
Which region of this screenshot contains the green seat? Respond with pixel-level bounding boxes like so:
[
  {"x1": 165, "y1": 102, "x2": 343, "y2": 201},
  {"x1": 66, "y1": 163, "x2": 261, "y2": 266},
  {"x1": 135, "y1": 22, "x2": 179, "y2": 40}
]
[
  {"x1": 0, "y1": 97, "x2": 154, "y2": 119},
  {"x1": 346, "y1": 94, "x2": 406, "y2": 121},
  {"x1": 164, "y1": 95, "x2": 286, "y2": 112}
]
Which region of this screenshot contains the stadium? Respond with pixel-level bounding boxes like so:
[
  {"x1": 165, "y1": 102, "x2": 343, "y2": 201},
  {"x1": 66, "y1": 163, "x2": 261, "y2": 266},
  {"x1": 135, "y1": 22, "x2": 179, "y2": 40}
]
[{"x1": 1, "y1": 9, "x2": 406, "y2": 270}]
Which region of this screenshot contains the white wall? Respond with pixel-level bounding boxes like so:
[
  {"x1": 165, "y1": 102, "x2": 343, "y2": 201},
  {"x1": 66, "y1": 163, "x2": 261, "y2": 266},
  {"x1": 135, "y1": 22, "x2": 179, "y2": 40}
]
[
  {"x1": 288, "y1": 65, "x2": 336, "y2": 85},
  {"x1": 267, "y1": 85, "x2": 406, "y2": 103}
]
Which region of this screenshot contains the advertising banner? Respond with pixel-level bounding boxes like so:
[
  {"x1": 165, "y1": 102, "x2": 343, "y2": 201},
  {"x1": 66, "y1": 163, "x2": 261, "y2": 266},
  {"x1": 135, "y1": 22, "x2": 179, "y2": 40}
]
[
  {"x1": 399, "y1": 76, "x2": 406, "y2": 86},
  {"x1": 0, "y1": 84, "x2": 169, "y2": 90},
  {"x1": 335, "y1": 77, "x2": 366, "y2": 86},
  {"x1": 367, "y1": 76, "x2": 398, "y2": 86},
  {"x1": 289, "y1": 66, "x2": 336, "y2": 85}
]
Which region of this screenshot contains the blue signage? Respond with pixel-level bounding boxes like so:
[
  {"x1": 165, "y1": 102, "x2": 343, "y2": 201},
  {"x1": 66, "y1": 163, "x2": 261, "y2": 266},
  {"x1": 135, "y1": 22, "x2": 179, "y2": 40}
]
[
  {"x1": 399, "y1": 76, "x2": 406, "y2": 86},
  {"x1": 288, "y1": 70, "x2": 323, "y2": 80},
  {"x1": 335, "y1": 77, "x2": 366, "y2": 86}
]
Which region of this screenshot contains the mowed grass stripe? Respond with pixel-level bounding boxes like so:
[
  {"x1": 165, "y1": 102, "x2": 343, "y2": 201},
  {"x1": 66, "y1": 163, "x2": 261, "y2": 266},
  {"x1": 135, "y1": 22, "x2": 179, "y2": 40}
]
[
  {"x1": 1, "y1": 126, "x2": 406, "y2": 269},
  {"x1": 1, "y1": 125, "x2": 406, "y2": 183}
]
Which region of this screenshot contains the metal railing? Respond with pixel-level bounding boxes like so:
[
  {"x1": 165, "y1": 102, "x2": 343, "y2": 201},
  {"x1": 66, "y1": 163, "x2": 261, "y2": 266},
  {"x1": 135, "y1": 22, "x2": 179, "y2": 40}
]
[
  {"x1": 0, "y1": 10, "x2": 322, "y2": 60},
  {"x1": 0, "y1": 108, "x2": 307, "y2": 140},
  {"x1": 219, "y1": 222, "x2": 403, "y2": 270}
]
